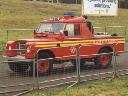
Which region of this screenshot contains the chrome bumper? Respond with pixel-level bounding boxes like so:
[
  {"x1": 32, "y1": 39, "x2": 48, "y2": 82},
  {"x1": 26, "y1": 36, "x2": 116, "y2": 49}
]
[{"x1": 2, "y1": 55, "x2": 33, "y2": 63}]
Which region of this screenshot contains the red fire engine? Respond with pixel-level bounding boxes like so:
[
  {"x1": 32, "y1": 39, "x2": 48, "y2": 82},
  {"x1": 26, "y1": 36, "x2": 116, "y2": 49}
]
[{"x1": 4, "y1": 12, "x2": 125, "y2": 75}]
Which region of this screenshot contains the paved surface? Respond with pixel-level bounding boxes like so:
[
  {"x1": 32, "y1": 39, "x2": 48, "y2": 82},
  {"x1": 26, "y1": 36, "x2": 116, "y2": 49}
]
[{"x1": 0, "y1": 44, "x2": 128, "y2": 96}]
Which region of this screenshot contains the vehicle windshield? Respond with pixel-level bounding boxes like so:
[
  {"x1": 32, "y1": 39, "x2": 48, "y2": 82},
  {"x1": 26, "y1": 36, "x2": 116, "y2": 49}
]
[{"x1": 36, "y1": 23, "x2": 65, "y2": 34}]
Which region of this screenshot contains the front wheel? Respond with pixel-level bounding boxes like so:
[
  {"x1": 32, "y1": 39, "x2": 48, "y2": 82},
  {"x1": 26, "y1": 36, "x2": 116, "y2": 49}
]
[
  {"x1": 94, "y1": 48, "x2": 112, "y2": 68},
  {"x1": 8, "y1": 62, "x2": 32, "y2": 75},
  {"x1": 37, "y1": 52, "x2": 53, "y2": 75}
]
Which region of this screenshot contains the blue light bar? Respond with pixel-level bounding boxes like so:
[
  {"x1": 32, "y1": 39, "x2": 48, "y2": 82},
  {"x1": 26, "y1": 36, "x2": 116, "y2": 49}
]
[{"x1": 64, "y1": 12, "x2": 75, "y2": 16}]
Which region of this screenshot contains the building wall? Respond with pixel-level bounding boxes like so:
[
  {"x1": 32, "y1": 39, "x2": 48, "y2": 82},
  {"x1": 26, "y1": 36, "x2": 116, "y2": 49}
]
[
  {"x1": 30, "y1": 0, "x2": 81, "y2": 4},
  {"x1": 119, "y1": 0, "x2": 128, "y2": 8}
]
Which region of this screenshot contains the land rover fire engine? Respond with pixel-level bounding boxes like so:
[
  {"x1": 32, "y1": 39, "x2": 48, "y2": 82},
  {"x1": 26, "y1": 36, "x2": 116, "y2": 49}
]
[{"x1": 4, "y1": 13, "x2": 125, "y2": 75}]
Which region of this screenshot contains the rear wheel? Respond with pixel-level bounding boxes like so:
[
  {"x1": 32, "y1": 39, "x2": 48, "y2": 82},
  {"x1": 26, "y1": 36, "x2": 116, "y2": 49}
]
[{"x1": 94, "y1": 48, "x2": 112, "y2": 68}]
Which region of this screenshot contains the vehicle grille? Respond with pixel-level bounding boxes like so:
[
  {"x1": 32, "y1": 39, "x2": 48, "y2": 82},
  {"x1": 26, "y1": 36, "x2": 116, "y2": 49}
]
[{"x1": 17, "y1": 41, "x2": 26, "y2": 55}]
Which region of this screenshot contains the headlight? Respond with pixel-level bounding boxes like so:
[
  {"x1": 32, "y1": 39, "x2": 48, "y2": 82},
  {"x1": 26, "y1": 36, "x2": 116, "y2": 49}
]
[
  {"x1": 26, "y1": 46, "x2": 32, "y2": 53},
  {"x1": 8, "y1": 46, "x2": 12, "y2": 50}
]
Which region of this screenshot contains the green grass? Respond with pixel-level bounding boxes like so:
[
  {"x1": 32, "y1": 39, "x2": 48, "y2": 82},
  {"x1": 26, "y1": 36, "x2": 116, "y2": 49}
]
[
  {"x1": 0, "y1": 0, "x2": 82, "y2": 29},
  {"x1": 0, "y1": 0, "x2": 128, "y2": 29},
  {"x1": 0, "y1": 0, "x2": 128, "y2": 53},
  {"x1": 0, "y1": 0, "x2": 81, "y2": 42},
  {"x1": 0, "y1": 0, "x2": 128, "y2": 41},
  {"x1": 1, "y1": 1, "x2": 128, "y2": 95},
  {"x1": 26, "y1": 76, "x2": 128, "y2": 96}
]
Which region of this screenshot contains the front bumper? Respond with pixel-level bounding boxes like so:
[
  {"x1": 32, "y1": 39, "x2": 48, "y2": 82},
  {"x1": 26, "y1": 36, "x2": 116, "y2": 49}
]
[{"x1": 2, "y1": 55, "x2": 33, "y2": 63}]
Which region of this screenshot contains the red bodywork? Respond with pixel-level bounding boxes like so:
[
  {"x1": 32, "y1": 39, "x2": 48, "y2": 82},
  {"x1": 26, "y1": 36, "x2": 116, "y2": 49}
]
[{"x1": 5, "y1": 15, "x2": 125, "y2": 63}]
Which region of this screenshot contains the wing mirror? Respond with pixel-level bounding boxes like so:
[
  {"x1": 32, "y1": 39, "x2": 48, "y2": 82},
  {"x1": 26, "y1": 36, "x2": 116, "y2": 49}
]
[
  {"x1": 63, "y1": 30, "x2": 68, "y2": 36},
  {"x1": 33, "y1": 30, "x2": 36, "y2": 34}
]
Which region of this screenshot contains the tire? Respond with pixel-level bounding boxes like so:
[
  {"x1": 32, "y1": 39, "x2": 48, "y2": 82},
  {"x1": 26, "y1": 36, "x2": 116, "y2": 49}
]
[
  {"x1": 8, "y1": 62, "x2": 32, "y2": 74},
  {"x1": 8, "y1": 52, "x2": 53, "y2": 76},
  {"x1": 37, "y1": 52, "x2": 53, "y2": 75},
  {"x1": 94, "y1": 48, "x2": 112, "y2": 68}
]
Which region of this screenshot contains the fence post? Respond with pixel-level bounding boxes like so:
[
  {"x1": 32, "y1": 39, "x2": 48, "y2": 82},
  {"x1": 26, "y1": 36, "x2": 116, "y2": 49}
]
[
  {"x1": 112, "y1": 44, "x2": 118, "y2": 79},
  {"x1": 76, "y1": 45, "x2": 81, "y2": 83},
  {"x1": 56, "y1": 0, "x2": 59, "y2": 3},
  {"x1": 75, "y1": 0, "x2": 78, "y2": 4},
  {"x1": 36, "y1": 53, "x2": 40, "y2": 90},
  {"x1": 105, "y1": 26, "x2": 107, "y2": 33},
  {"x1": 33, "y1": 53, "x2": 39, "y2": 90},
  {"x1": 32, "y1": 55, "x2": 36, "y2": 90},
  {"x1": 124, "y1": 26, "x2": 127, "y2": 42},
  {"x1": 6, "y1": 30, "x2": 9, "y2": 41}
]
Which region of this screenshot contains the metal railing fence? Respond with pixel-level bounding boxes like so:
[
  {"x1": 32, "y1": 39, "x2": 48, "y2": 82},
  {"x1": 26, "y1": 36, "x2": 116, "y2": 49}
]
[
  {"x1": 0, "y1": 25, "x2": 128, "y2": 41},
  {"x1": 0, "y1": 25, "x2": 128, "y2": 54},
  {"x1": 0, "y1": 43, "x2": 128, "y2": 96},
  {"x1": 94, "y1": 26, "x2": 128, "y2": 37},
  {"x1": 0, "y1": 28, "x2": 128, "y2": 95}
]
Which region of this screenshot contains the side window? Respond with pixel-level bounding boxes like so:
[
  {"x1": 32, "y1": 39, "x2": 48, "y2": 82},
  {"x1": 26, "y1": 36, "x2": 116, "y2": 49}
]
[
  {"x1": 74, "y1": 24, "x2": 80, "y2": 36},
  {"x1": 65, "y1": 24, "x2": 74, "y2": 36},
  {"x1": 65, "y1": 24, "x2": 80, "y2": 36}
]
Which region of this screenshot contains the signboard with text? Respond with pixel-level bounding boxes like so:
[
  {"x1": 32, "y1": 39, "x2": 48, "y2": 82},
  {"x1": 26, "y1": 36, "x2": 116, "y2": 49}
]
[{"x1": 82, "y1": 0, "x2": 118, "y2": 16}]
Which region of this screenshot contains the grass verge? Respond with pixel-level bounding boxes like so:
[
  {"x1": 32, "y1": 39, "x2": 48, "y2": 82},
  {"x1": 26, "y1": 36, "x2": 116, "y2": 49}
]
[
  {"x1": 0, "y1": 0, "x2": 128, "y2": 42},
  {"x1": 0, "y1": 0, "x2": 128, "y2": 29},
  {"x1": 25, "y1": 76, "x2": 128, "y2": 96}
]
